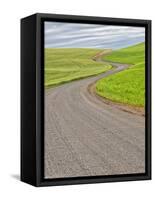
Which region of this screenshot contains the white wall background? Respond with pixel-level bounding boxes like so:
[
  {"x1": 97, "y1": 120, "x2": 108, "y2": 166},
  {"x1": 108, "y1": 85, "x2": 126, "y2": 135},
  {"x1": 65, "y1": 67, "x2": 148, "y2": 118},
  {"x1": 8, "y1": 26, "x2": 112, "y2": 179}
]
[{"x1": 0, "y1": 0, "x2": 154, "y2": 199}]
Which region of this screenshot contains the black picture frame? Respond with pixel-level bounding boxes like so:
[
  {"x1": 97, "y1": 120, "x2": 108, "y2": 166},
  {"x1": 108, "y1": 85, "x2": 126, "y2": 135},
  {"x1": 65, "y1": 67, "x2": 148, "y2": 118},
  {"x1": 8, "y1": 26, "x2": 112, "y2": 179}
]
[{"x1": 21, "y1": 13, "x2": 151, "y2": 187}]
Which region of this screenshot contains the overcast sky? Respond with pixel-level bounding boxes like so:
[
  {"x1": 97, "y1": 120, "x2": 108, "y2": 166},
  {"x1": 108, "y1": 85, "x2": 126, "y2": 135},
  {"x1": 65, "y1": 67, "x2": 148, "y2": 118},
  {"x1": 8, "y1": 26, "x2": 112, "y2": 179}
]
[{"x1": 45, "y1": 22, "x2": 145, "y2": 49}]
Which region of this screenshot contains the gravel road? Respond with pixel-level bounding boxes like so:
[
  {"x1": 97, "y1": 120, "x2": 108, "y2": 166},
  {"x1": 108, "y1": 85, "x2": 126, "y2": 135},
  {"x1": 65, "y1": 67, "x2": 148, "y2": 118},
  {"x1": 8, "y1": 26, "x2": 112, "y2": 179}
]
[{"x1": 45, "y1": 62, "x2": 145, "y2": 179}]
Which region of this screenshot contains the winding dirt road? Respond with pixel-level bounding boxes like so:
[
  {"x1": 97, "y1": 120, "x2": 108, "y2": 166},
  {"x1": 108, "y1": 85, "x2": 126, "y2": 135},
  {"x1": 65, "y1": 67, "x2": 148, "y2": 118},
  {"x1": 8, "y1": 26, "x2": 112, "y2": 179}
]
[{"x1": 45, "y1": 60, "x2": 145, "y2": 179}]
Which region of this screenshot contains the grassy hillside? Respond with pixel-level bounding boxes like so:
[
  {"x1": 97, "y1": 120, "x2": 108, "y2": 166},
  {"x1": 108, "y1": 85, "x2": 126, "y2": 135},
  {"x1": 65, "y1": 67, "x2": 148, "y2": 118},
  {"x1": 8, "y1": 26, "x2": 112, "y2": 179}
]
[
  {"x1": 96, "y1": 42, "x2": 145, "y2": 107},
  {"x1": 45, "y1": 48, "x2": 112, "y2": 88}
]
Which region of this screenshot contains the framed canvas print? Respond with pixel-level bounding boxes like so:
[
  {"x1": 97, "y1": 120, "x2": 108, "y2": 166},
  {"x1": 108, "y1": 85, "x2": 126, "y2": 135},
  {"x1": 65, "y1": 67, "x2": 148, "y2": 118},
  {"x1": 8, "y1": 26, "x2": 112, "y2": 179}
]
[{"x1": 21, "y1": 13, "x2": 151, "y2": 187}]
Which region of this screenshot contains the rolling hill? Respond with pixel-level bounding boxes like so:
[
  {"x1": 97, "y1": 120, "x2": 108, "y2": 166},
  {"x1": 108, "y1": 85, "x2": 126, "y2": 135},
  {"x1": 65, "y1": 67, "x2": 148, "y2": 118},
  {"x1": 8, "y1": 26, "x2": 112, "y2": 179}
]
[
  {"x1": 96, "y1": 42, "x2": 145, "y2": 107},
  {"x1": 45, "y1": 48, "x2": 112, "y2": 88}
]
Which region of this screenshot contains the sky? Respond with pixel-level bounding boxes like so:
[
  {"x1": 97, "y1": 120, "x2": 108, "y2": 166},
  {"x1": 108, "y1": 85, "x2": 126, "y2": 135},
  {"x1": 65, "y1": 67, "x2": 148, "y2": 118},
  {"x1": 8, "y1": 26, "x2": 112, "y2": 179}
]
[{"x1": 45, "y1": 22, "x2": 145, "y2": 50}]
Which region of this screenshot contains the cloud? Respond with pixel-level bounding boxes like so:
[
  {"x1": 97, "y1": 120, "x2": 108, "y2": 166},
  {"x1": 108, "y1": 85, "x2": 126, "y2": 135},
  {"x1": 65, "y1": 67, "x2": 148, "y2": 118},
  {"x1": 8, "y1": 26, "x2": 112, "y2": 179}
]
[{"x1": 45, "y1": 22, "x2": 145, "y2": 49}]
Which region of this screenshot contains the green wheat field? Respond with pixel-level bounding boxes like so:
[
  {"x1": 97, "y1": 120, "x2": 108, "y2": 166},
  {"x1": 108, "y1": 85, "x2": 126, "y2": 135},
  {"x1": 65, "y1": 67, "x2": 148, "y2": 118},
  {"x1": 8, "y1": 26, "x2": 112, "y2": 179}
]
[{"x1": 96, "y1": 42, "x2": 145, "y2": 106}]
